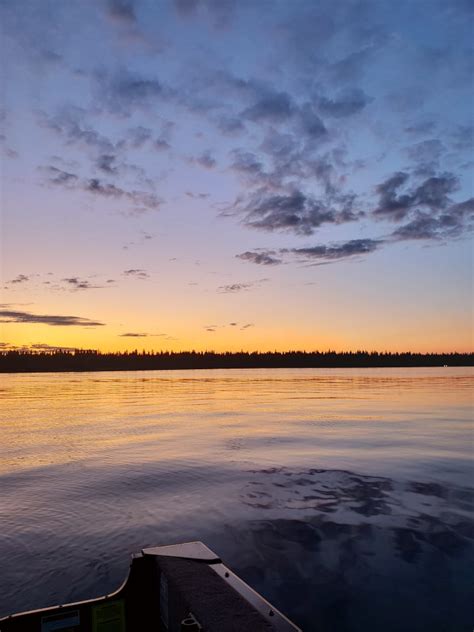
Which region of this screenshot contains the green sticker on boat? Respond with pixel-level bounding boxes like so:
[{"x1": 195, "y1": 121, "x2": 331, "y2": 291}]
[{"x1": 92, "y1": 600, "x2": 125, "y2": 632}]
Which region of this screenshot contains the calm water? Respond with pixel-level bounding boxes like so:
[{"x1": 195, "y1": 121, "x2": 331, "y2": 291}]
[{"x1": 0, "y1": 367, "x2": 472, "y2": 631}]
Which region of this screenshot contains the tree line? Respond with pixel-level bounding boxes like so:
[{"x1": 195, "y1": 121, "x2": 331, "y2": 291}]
[{"x1": 0, "y1": 349, "x2": 472, "y2": 372}]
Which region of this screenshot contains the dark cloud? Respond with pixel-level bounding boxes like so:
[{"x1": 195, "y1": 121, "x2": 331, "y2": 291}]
[
  {"x1": 414, "y1": 174, "x2": 458, "y2": 208},
  {"x1": 451, "y1": 124, "x2": 474, "y2": 150},
  {"x1": 123, "y1": 126, "x2": 153, "y2": 149},
  {"x1": 236, "y1": 251, "x2": 283, "y2": 265},
  {"x1": 85, "y1": 179, "x2": 124, "y2": 197},
  {"x1": 106, "y1": 0, "x2": 137, "y2": 24},
  {"x1": 406, "y1": 139, "x2": 445, "y2": 164},
  {"x1": 154, "y1": 139, "x2": 171, "y2": 151},
  {"x1": 119, "y1": 332, "x2": 149, "y2": 337},
  {"x1": 216, "y1": 116, "x2": 245, "y2": 134},
  {"x1": 96, "y1": 154, "x2": 119, "y2": 174},
  {"x1": 217, "y1": 282, "x2": 254, "y2": 293},
  {"x1": 46, "y1": 170, "x2": 163, "y2": 211},
  {"x1": 230, "y1": 150, "x2": 266, "y2": 183},
  {"x1": 186, "y1": 191, "x2": 209, "y2": 199},
  {"x1": 317, "y1": 89, "x2": 371, "y2": 118},
  {"x1": 242, "y1": 89, "x2": 295, "y2": 123},
  {"x1": 39, "y1": 50, "x2": 63, "y2": 65},
  {"x1": 44, "y1": 166, "x2": 79, "y2": 185},
  {"x1": 297, "y1": 104, "x2": 328, "y2": 139},
  {"x1": 373, "y1": 171, "x2": 458, "y2": 221},
  {"x1": 40, "y1": 109, "x2": 115, "y2": 152},
  {"x1": 328, "y1": 45, "x2": 379, "y2": 83},
  {"x1": 123, "y1": 268, "x2": 149, "y2": 279},
  {"x1": 0, "y1": 309, "x2": 104, "y2": 327},
  {"x1": 193, "y1": 151, "x2": 216, "y2": 169},
  {"x1": 290, "y1": 239, "x2": 383, "y2": 262},
  {"x1": 391, "y1": 198, "x2": 474, "y2": 241},
  {"x1": 240, "y1": 189, "x2": 358, "y2": 235},
  {"x1": 217, "y1": 279, "x2": 268, "y2": 293},
  {"x1": 61, "y1": 277, "x2": 102, "y2": 291},
  {"x1": 237, "y1": 239, "x2": 384, "y2": 267},
  {"x1": 7, "y1": 274, "x2": 29, "y2": 284},
  {"x1": 96, "y1": 70, "x2": 167, "y2": 114}
]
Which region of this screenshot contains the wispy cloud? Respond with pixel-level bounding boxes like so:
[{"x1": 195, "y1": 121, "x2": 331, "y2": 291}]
[
  {"x1": 217, "y1": 279, "x2": 268, "y2": 293},
  {"x1": 236, "y1": 251, "x2": 283, "y2": 266},
  {"x1": 123, "y1": 269, "x2": 150, "y2": 279},
  {"x1": 0, "y1": 309, "x2": 105, "y2": 327},
  {"x1": 6, "y1": 274, "x2": 30, "y2": 284}
]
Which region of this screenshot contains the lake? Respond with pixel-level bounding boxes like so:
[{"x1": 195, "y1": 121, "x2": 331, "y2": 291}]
[{"x1": 0, "y1": 367, "x2": 472, "y2": 631}]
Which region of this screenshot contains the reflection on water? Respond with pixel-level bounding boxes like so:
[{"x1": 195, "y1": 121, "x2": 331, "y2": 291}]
[{"x1": 0, "y1": 368, "x2": 472, "y2": 630}]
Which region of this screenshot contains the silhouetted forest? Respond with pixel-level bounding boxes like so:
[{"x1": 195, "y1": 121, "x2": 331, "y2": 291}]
[{"x1": 0, "y1": 349, "x2": 472, "y2": 372}]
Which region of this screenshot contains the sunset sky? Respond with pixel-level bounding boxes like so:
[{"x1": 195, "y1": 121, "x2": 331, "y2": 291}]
[{"x1": 1, "y1": 0, "x2": 473, "y2": 353}]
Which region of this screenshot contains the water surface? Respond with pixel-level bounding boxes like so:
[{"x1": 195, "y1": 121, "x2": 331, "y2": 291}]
[{"x1": 0, "y1": 368, "x2": 472, "y2": 630}]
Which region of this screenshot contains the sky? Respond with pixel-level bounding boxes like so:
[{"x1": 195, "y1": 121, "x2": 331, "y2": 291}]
[{"x1": 0, "y1": 0, "x2": 473, "y2": 353}]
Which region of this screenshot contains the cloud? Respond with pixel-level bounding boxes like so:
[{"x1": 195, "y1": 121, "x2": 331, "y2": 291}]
[
  {"x1": 123, "y1": 126, "x2": 153, "y2": 149},
  {"x1": 7, "y1": 274, "x2": 29, "y2": 284},
  {"x1": 123, "y1": 268, "x2": 149, "y2": 279},
  {"x1": 106, "y1": 0, "x2": 137, "y2": 24},
  {"x1": 217, "y1": 282, "x2": 253, "y2": 293},
  {"x1": 230, "y1": 150, "x2": 266, "y2": 183},
  {"x1": 451, "y1": 124, "x2": 474, "y2": 150},
  {"x1": 237, "y1": 239, "x2": 383, "y2": 266},
  {"x1": 95, "y1": 70, "x2": 167, "y2": 114},
  {"x1": 44, "y1": 166, "x2": 79, "y2": 185},
  {"x1": 192, "y1": 150, "x2": 216, "y2": 169},
  {"x1": 61, "y1": 277, "x2": 102, "y2": 291},
  {"x1": 373, "y1": 171, "x2": 459, "y2": 221},
  {"x1": 0, "y1": 309, "x2": 105, "y2": 327},
  {"x1": 96, "y1": 154, "x2": 119, "y2": 174},
  {"x1": 203, "y1": 320, "x2": 254, "y2": 332},
  {"x1": 40, "y1": 109, "x2": 115, "y2": 153},
  {"x1": 290, "y1": 238, "x2": 383, "y2": 262},
  {"x1": 119, "y1": 332, "x2": 149, "y2": 337},
  {"x1": 317, "y1": 88, "x2": 371, "y2": 118},
  {"x1": 217, "y1": 279, "x2": 268, "y2": 293},
  {"x1": 186, "y1": 191, "x2": 209, "y2": 199},
  {"x1": 242, "y1": 89, "x2": 295, "y2": 123},
  {"x1": 236, "y1": 250, "x2": 283, "y2": 265},
  {"x1": 45, "y1": 168, "x2": 163, "y2": 211},
  {"x1": 297, "y1": 104, "x2": 328, "y2": 139},
  {"x1": 391, "y1": 198, "x2": 474, "y2": 241},
  {"x1": 154, "y1": 139, "x2": 171, "y2": 151},
  {"x1": 217, "y1": 116, "x2": 245, "y2": 134},
  {"x1": 239, "y1": 189, "x2": 358, "y2": 235},
  {"x1": 405, "y1": 139, "x2": 445, "y2": 165}
]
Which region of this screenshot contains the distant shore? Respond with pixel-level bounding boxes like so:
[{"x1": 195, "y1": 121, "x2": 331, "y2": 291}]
[{"x1": 0, "y1": 350, "x2": 472, "y2": 373}]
